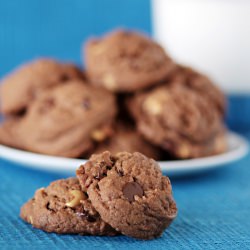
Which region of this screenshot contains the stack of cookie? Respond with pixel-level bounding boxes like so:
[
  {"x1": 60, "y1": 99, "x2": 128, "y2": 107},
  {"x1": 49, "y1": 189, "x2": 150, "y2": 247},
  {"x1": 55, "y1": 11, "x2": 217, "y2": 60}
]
[
  {"x1": 0, "y1": 29, "x2": 227, "y2": 159},
  {"x1": 20, "y1": 151, "x2": 177, "y2": 239}
]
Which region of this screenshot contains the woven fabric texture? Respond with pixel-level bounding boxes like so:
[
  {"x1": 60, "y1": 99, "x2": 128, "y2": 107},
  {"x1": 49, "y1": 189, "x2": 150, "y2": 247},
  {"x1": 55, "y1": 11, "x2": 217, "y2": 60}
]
[{"x1": 0, "y1": 129, "x2": 249, "y2": 250}]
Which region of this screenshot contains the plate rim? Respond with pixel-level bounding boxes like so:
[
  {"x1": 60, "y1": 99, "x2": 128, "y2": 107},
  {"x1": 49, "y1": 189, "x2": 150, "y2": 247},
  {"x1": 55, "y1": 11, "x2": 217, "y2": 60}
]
[{"x1": 0, "y1": 131, "x2": 248, "y2": 175}]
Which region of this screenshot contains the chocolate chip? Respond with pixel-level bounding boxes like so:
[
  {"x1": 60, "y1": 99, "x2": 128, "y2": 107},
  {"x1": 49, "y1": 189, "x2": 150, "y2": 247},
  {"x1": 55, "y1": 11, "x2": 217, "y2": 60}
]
[
  {"x1": 46, "y1": 202, "x2": 55, "y2": 212},
  {"x1": 122, "y1": 181, "x2": 144, "y2": 202},
  {"x1": 96, "y1": 184, "x2": 100, "y2": 190},
  {"x1": 60, "y1": 74, "x2": 69, "y2": 82},
  {"x1": 82, "y1": 98, "x2": 91, "y2": 110},
  {"x1": 46, "y1": 202, "x2": 50, "y2": 209},
  {"x1": 15, "y1": 108, "x2": 27, "y2": 117},
  {"x1": 86, "y1": 215, "x2": 97, "y2": 223},
  {"x1": 76, "y1": 211, "x2": 97, "y2": 222}
]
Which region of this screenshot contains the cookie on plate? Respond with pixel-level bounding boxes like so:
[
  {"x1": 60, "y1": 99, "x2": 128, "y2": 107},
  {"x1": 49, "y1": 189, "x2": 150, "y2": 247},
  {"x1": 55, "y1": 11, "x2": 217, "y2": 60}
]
[
  {"x1": 0, "y1": 80, "x2": 117, "y2": 157},
  {"x1": 88, "y1": 123, "x2": 162, "y2": 160},
  {"x1": 0, "y1": 58, "x2": 83, "y2": 115},
  {"x1": 76, "y1": 151, "x2": 177, "y2": 239},
  {"x1": 0, "y1": 118, "x2": 23, "y2": 149},
  {"x1": 84, "y1": 30, "x2": 175, "y2": 92},
  {"x1": 20, "y1": 178, "x2": 117, "y2": 235},
  {"x1": 128, "y1": 84, "x2": 227, "y2": 159}
]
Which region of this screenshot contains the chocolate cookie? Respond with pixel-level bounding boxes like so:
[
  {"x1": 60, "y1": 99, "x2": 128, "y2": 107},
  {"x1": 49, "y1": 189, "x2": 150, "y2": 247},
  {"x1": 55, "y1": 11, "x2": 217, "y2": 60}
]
[
  {"x1": 169, "y1": 65, "x2": 226, "y2": 115},
  {"x1": 76, "y1": 151, "x2": 177, "y2": 239},
  {"x1": 0, "y1": 80, "x2": 116, "y2": 157},
  {"x1": 84, "y1": 30, "x2": 175, "y2": 92},
  {"x1": 0, "y1": 118, "x2": 23, "y2": 149},
  {"x1": 0, "y1": 58, "x2": 83, "y2": 115},
  {"x1": 20, "y1": 178, "x2": 117, "y2": 235},
  {"x1": 128, "y1": 84, "x2": 226, "y2": 158},
  {"x1": 88, "y1": 123, "x2": 161, "y2": 160}
]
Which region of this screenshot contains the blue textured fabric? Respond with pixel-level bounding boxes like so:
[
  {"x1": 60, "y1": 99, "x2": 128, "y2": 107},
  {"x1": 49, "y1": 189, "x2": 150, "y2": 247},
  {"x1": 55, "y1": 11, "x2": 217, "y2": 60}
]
[{"x1": 0, "y1": 98, "x2": 250, "y2": 249}]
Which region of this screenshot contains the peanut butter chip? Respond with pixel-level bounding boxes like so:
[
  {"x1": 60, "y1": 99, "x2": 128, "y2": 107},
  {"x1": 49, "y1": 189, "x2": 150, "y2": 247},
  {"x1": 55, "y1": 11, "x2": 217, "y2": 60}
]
[
  {"x1": 177, "y1": 144, "x2": 190, "y2": 158},
  {"x1": 122, "y1": 181, "x2": 144, "y2": 202},
  {"x1": 29, "y1": 216, "x2": 33, "y2": 224},
  {"x1": 143, "y1": 97, "x2": 163, "y2": 115},
  {"x1": 66, "y1": 190, "x2": 85, "y2": 208},
  {"x1": 103, "y1": 74, "x2": 116, "y2": 90},
  {"x1": 91, "y1": 130, "x2": 107, "y2": 142}
]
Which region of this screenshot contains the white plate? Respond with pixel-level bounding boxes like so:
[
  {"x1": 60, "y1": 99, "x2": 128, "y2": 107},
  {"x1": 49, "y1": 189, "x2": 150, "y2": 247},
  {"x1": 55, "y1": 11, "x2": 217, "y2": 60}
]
[{"x1": 0, "y1": 132, "x2": 248, "y2": 176}]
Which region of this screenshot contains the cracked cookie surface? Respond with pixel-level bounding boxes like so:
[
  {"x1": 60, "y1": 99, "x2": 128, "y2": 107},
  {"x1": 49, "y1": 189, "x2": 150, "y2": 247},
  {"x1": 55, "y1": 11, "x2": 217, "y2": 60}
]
[
  {"x1": 0, "y1": 80, "x2": 117, "y2": 157},
  {"x1": 169, "y1": 65, "x2": 226, "y2": 116},
  {"x1": 20, "y1": 178, "x2": 117, "y2": 235},
  {"x1": 76, "y1": 151, "x2": 177, "y2": 239},
  {"x1": 128, "y1": 84, "x2": 227, "y2": 159}
]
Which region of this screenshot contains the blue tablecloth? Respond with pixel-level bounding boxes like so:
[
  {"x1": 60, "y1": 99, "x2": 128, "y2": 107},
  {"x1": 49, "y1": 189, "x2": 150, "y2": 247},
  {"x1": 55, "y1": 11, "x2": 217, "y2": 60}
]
[{"x1": 0, "y1": 97, "x2": 250, "y2": 250}]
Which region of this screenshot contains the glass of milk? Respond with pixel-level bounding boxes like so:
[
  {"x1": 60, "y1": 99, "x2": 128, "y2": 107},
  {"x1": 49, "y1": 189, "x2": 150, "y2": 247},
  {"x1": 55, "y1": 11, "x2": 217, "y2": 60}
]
[{"x1": 152, "y1": 0, "x2": 250, "y2": 93}]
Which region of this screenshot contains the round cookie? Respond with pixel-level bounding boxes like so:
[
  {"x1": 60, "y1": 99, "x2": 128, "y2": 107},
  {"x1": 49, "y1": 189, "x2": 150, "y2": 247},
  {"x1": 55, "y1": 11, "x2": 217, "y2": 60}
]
[
  {"x1": 84, "y1": 30, "x2": 175, "y2": 92},
  {"x1": 128, "y1": 84, "x2": 226, "y2": 159},
  {"x1": 76, "y1": 151, "x2": 177, "y2": 239},
  {"x1": 88, "y1": 123, "x2": 162, "y2": 160},
  {"x1": 169, "y1": 65, "x2": 226, "y2": 115},
  {"x1": 0, "y1": 58, "x2": 84, "y2": 115},
  {"x1": 0, "y1": 118, "x2": 23, "y2": 149},
  {"x1": 20, "y1": 178, "x2": 117, "y2": 235},
  {"x1": 179, "y1": 129, "x2": 227, "y2": 158},
  {"x1": 9, "y1": 80, "x2": 116, "y2": 157}
]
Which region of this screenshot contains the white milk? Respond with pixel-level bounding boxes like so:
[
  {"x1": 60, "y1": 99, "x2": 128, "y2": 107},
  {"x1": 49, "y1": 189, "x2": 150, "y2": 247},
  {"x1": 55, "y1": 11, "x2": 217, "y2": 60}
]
[{"x1": 152, "y1": 0, "x2": 250, "y2": 93}]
